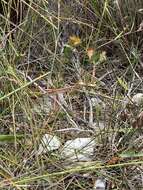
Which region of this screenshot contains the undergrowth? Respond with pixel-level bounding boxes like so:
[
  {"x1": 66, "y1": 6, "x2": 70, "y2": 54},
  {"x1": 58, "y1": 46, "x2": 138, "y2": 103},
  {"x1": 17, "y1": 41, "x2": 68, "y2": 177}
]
[{"x1": 0, "y1": 0, "x2": 143, "y2": 189}]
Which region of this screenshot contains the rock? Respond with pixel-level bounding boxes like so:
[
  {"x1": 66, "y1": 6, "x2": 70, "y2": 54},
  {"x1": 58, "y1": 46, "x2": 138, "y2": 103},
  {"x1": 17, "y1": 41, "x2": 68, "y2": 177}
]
[
  {"x1": 61, "y1": 137, "x2": 95, "y2": 161},
  {"x1": 37, "y1": 134, "x2": 61, "y2": 155},
  {"x1": 132, "y1": 93, "x2": 143, "y2": 106},
  {"x1": 93, "y1": 178, "x2": 106, "y2": 190}
]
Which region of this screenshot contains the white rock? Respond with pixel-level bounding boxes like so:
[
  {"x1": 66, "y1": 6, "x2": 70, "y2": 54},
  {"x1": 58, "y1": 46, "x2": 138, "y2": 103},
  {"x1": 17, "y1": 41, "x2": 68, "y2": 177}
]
[
  {"x1": 37, "y1": 134, "x2": 61, "y2": 155},
  {"x1": 61, "y1": 137, "x2": 95, "y2": 161},
  {"x1": 132, "y1": 93, "x2": 143, "y2": 106},
  {"x1": 93, "y1": 178, "x2": 106, "y2": 190}
]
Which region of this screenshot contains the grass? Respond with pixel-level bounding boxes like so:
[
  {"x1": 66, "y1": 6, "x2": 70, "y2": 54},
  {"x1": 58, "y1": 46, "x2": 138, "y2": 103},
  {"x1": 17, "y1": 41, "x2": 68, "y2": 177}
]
[{"x1": 0, "y1": 0, "x2": 143, "y2": 189}]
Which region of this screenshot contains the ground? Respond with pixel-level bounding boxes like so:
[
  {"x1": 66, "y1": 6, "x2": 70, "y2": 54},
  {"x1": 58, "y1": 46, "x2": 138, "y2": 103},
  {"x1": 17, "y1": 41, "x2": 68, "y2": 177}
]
[{"x1": 0, "y1": 0, "x2": 143, "y2": 189}]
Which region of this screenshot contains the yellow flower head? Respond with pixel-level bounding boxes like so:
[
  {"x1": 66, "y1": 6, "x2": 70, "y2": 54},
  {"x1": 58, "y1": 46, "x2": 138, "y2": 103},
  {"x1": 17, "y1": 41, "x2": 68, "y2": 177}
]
[{"x1": 69, "y1": 35, "x2": 81, "y2": 46}]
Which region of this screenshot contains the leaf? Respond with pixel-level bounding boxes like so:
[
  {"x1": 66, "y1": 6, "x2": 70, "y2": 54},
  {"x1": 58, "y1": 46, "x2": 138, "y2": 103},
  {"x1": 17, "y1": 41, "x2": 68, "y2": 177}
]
[
  {"x1": 69, "y1": 35, "x2": 81, "y2": 46},
  {"x1": 63, "y1": 45, "x2": 73, "y2": 58},
  {"x1": 117, "y1": 77, "x2": 128, "y2": 91},
  {"x1": 120, "y1": 151, "x2": 143, "y2": 158},
  {"x1": 91, "y1": 52, "x2": 100, "y2": 64},
  {"x1": 0, "y1": 135, "x2": 24, "y2": 142}
]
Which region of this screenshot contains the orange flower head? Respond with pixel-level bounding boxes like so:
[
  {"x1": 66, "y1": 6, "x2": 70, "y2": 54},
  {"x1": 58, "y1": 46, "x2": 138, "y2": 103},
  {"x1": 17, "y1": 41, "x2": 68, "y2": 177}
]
[{"x1": 87, "y1": 48, "x2": 95, "y2": 60}]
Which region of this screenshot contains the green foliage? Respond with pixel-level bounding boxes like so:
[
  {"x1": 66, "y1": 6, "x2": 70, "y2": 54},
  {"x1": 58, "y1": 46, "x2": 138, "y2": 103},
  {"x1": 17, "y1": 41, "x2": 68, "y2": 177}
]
[
  {"x1": 0, "y1": 0, "x2": 143, "y2": 189},
  {"x1": 0, "y1": 135, "x2": 24, "y2": 142},
  {"x1": 117, "y1": 77, "x2": 128, "y2": 91}
]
